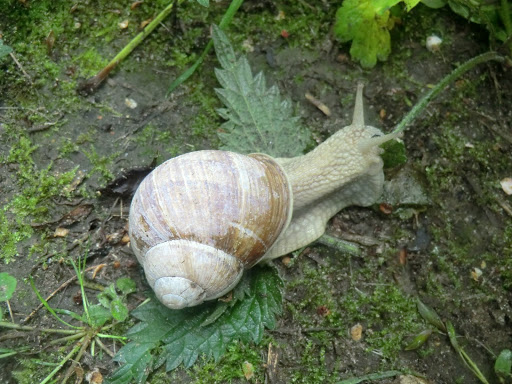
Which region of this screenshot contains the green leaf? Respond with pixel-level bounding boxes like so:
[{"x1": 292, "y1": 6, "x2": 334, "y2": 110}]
[
  {"x1": 110, "y1": 299, "x2": 129, "y2": 322},
  {"x1": 421, "y1": 0, "x2": 447, "y2": 9},
  {"x1": 0, "y1": 40, "x2": 12, "y2": 60},
  {"x1": 0, "y1": 272, "x2": 17, "y2": 301},
  {"x1": 404, "y1": 329, "x2": 432, "y2": 350},
  {"x1": 334, "y1": 0, "x2": 420, "y2": 68},
  {"x1": 88, "y1": 304, "x2": 112, "y2": 327},
  {"x1": 194, "y1": 0, "x2": 209, "y2": 7},
  {"x1": 495, "y1": 349, "x2": 512, "y2": 382},
  {"x1": 381, "y1": 139, "x2": 407, "y2": 168},
  {"x1": 416, "y1": 298, "x2": 446, "y2": 332},
  {"x1": 97, "y1": 292, "x2": 112, "y2": 308},
  {"x1": 211, "y1": 25, "x2": 311, "y2": 157},
  {"x1": 106, "y1": 266, "x2": 283, "y2": 383},
  {"x1": 116, "y1": 278, "x2": 136, "y2": 295}
]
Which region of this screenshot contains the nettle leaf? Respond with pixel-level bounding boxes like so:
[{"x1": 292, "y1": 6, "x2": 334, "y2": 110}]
[
  {"x1": 211, "y1": 25, "x2": 311, "y2": 157},
  {"x1": 106, "y1": 266, "x2": 283, "y2": 384},
  {"x1": 334, "y1": 0, "x2": 421, "y2": 68}
]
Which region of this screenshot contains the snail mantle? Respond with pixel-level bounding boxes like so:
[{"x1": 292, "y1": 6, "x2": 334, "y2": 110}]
[{"x1": 128, "y1": 84, "x2": 399, "y2": 309}]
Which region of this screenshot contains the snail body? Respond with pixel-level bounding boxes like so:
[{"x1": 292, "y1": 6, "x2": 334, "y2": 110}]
[{"x1": 129, "y1": 85, "x2": 399, "y2": 309}]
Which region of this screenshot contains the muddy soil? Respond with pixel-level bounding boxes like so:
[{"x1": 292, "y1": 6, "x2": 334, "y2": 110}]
[{"x1": 1, "y1": 1, "x2": 511, "y2": 383}]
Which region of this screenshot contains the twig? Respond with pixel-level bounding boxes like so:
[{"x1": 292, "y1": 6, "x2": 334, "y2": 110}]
[
  {"x1": 6, "y1": 300, "x2": 14, "y2": 322},
  {"x1": 9, "y1": 52, "x2": 32, "y2": 82}
]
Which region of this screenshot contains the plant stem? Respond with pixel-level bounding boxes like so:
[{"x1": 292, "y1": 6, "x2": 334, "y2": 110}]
[
  {"x1": 0, "y1": 321, "x2": 84, "y2": 334},
  {"x1": 48, "y1": 332, "x2": 87, "y2": 346},
  {"x1": 78, "y1": 0, "x2": 181, "y2": 94},
  {"x1": 499, "y1": 0, "x2": 512, "y2": 51},
  {"x1": 39, "y1": 340, "x2": 83, "y2": 384},
  {"x1": 61, "y1": 332, "x2": 93, "y2": 384},
  {"x1": 393, "y1": 51, "x2": 505, "y2": 135},
  {"x1": 317, "y1": 234, "x2": 361, "y2": 256},
  {"x1": 166, "y1": 0, "x2": 245, "y2": 94}
]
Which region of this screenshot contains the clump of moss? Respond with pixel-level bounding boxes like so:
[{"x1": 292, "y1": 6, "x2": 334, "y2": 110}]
[{"x1": 0, "y1": 130, "x2": 78, "y2": 262}]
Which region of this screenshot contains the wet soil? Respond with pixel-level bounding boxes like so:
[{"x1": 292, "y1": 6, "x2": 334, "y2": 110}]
[{"x1": 0, "y1": 1, "x2": 511, "y2": 384}]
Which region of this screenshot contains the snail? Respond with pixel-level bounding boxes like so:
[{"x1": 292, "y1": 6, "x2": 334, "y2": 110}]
[{"x1": 128, "y1": 84, "x2": 399, "y2": 309}]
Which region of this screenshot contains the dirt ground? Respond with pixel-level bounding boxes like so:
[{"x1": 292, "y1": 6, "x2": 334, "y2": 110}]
[{"x1": 1, "y1": 1, "x2": 511, "y2": 383}]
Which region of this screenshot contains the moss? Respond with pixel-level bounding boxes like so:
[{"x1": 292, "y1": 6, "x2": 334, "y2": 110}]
[
  {"x1": 11, "y1": 355, "x2": 59, "y2": 384},
  {"x1": 83, "y1": 145, "x2": 119, "y2": 183},
  {"x1": 0, "y1": 129, "x2": 80, "y2": 262},
  {"x1": 189, "y1": 340, "x2": 266, "y2": 383},
  {"x1": 341, "y1": 283, "x2": 421, "y2": 360},
  {"x1": 291, "y1": 341, "x2": 332, "y2": 384}
]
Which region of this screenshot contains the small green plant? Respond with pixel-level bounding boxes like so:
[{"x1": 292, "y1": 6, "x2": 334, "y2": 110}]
[
  {"x1": 106, "y1": 266, "x2": 283, "y2": 384},
  {"x1": 334, "y1": 0, "x2": 512, "y2": 68},
  {"x1": 495, "y1": 349, "x2": 512, "y2": 383},
  {"x1": 0, "y1": 272, "x2": 17, "y2": 322},
  {"x1": 408, "y1": 299, "x2": 506, "y2": 384},
  {"x1": 334, "y1": 0, "x2": 420, "y2": 68},
  {"x1": 0, "y1": 256, "x2": 133, "y2": 384}
]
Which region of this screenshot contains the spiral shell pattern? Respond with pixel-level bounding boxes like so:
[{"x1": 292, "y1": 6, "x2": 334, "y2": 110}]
[{"x1": 129, "y1": 150, "x2": 292, "y2": 308}]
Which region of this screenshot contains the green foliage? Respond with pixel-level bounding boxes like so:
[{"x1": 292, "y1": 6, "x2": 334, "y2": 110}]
[
  {"x1": 0, "y1": 132, "x2": 78, "y2": 262},
  {"x1": 495, "y1": 349, "x2": 512, "y2": 383},
  {"x1": 381, "y1": 139, "x2": 407, "y2": 168},
  {"x1": 0, "y1": 272, "x2": 17, "y2": 302},
  {"x1": 106, "y1": 266, "x2": 283, "y2": 384},
  {"x1": 334, "y1": 0, "x2": 511, "y2": 68},
  {"x1": 334, "y1": 0, "x2": 420, "y2": 68},
  {"x1": 434, "y1": 0, "x2": 512, "y2": 45},
  {"x1": 0, "y1": 39, "x2": 12, "y2": 59},
  {"x1": 0, "y1": 272, "x2": 17, "y2": 322},
  {"x1": 96, "y1": 278, "x2": 136, "y2": 323},
  {"x1": 212, "y1": 25, "x2": 311, "y2": 157},
  {"x1": 191, "y1": 0, "x2": 209, "y2": 6}
]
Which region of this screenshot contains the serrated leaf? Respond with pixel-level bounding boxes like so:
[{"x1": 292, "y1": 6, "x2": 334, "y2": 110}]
[
  {"x1": 106, "y1": 266, "x2": 283, "y2": 383},
  {"x1": 211, "y1": 25, "x2": 311, "y2": 157}
]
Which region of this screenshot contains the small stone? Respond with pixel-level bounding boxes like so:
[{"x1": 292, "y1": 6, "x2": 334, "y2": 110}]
[
  {"x1": 426, "y1": 34, "x2": 442, "y2": 52},
  {"x1": 500, "y1": 177, "x2": 512, "y2": 195},
  {"x1": 118, "y1": 20, "x2": 129, "y2": 29},
  {"x1": 125, "y1": 98, "x2": 137, "y2": 109},
  {"x1": 54, "y1": 227, "x2": 69, "y2": 237},
  {"x1": 350, "y1": 323, "x2": 363, "y2": 341}
]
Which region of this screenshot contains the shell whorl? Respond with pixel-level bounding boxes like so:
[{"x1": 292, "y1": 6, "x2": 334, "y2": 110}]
[
  {"x1": 144, "y1": 240, "x2": 244, "y2": 309},
  {"x1": 128, "y1": 150, "x2": 292, "y2": 309}
]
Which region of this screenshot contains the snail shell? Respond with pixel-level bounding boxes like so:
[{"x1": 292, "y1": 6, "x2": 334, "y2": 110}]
[{"x1": 129, "y1": 150, "x2": 292, "y2": 309}]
